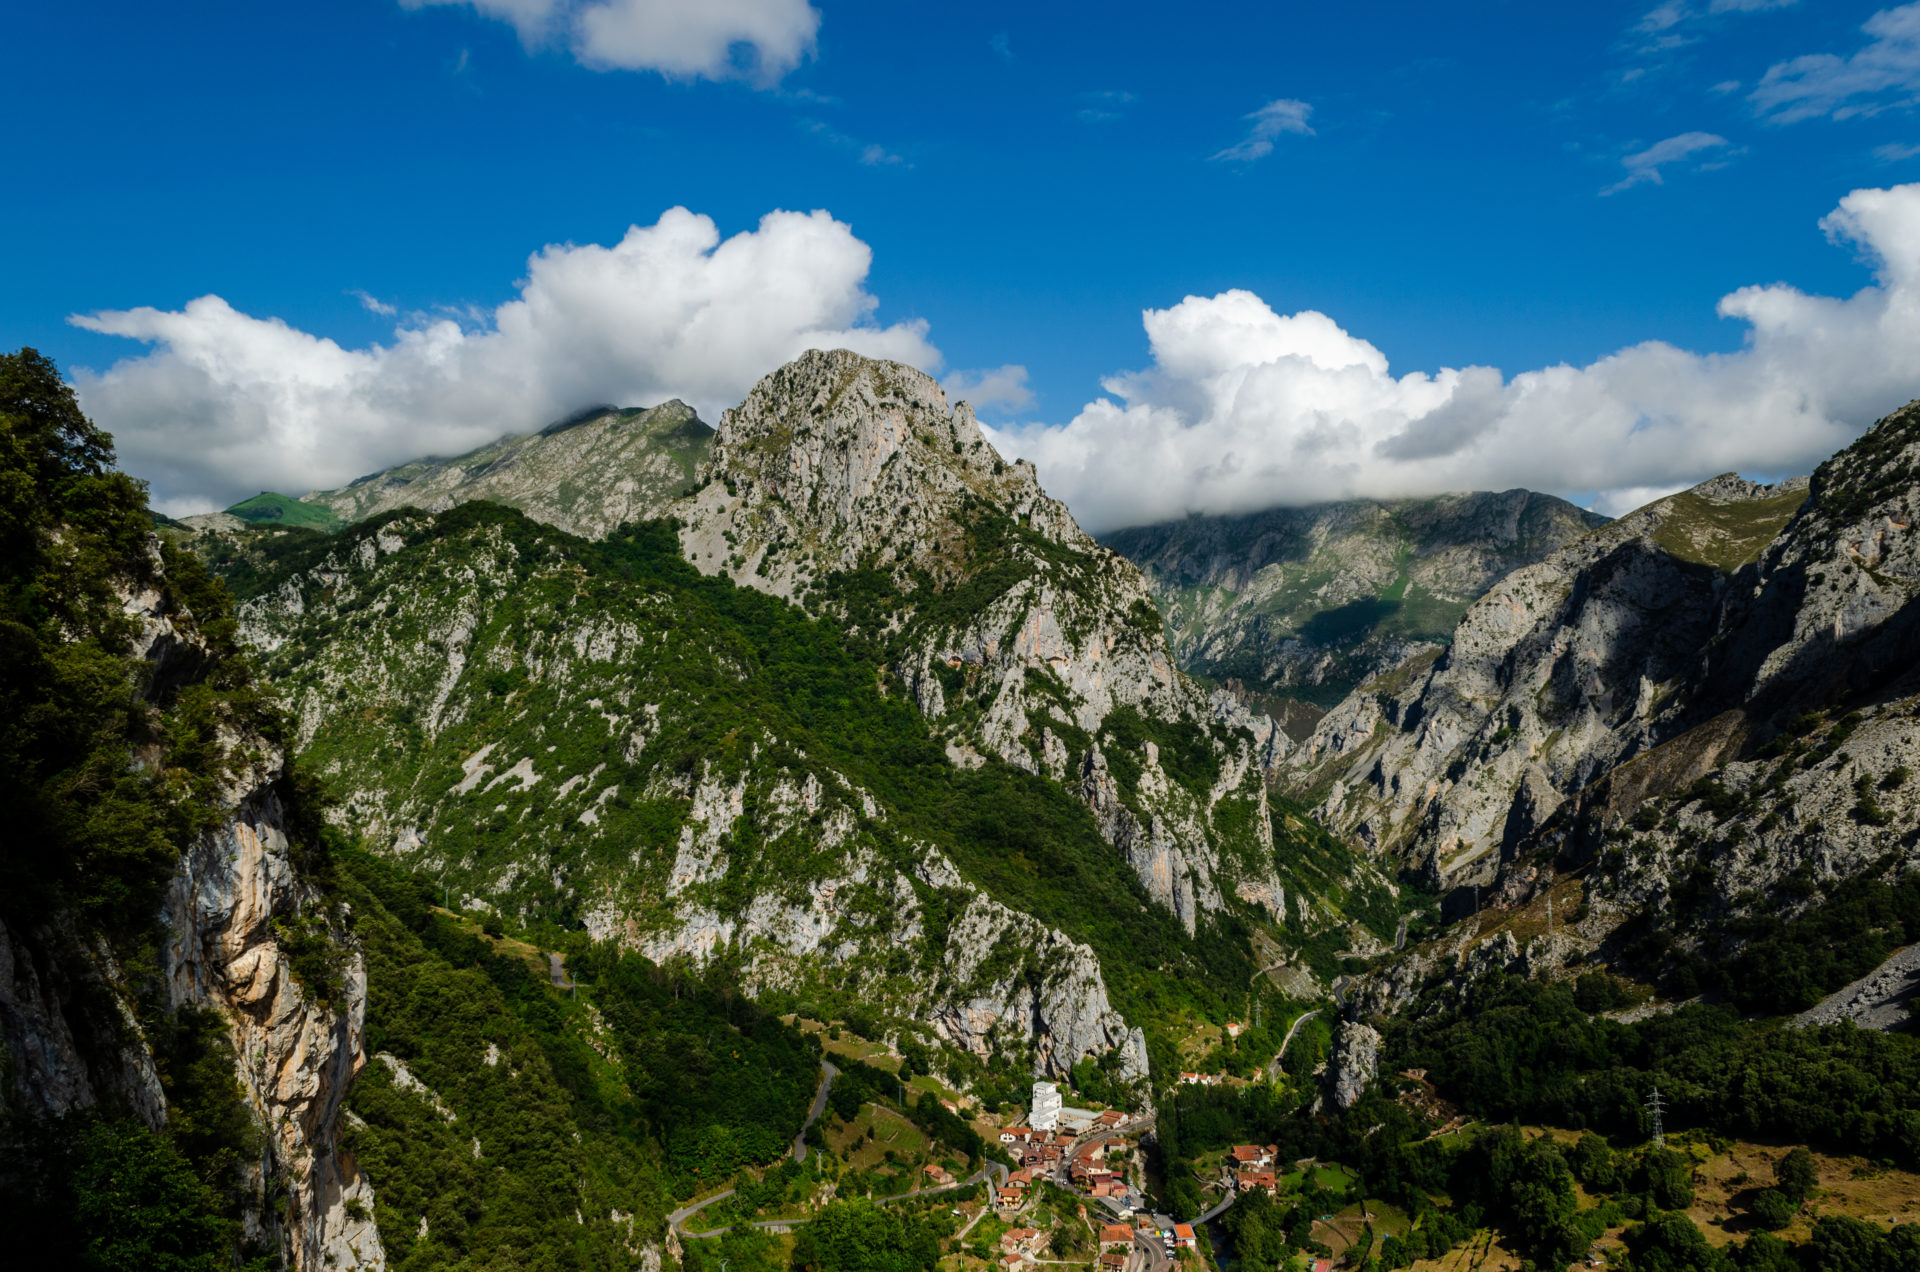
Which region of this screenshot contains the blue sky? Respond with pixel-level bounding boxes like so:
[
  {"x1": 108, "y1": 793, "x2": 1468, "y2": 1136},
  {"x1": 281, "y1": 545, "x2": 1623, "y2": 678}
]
[{"x1": 12, "y1": 1, "x2": 1920, "y2": 525}]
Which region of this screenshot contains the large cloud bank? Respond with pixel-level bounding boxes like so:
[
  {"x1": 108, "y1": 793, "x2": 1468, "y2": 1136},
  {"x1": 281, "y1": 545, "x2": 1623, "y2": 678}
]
[
  {"x1": 74, "y1": 208, "x2": 935, "y2": 514},
  {"x1": 988, "y1": 184, "x2": 1920, "y2": 532}
]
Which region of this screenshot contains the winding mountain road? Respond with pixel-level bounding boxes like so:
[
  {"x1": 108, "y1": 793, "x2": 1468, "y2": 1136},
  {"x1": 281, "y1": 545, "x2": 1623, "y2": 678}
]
[
  {"x1": 792, "y1": 1061, "x2": 839, "y2": 1163},
  {"x1": 1265, "y1": 1008, "x2": 1321, "y2": 1081}
]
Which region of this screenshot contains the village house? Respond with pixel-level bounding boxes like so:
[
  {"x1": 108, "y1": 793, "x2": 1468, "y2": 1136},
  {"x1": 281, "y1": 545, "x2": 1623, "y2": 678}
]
[
  {"x1": 1000, "y1": 1228, "x2": 1041, "y2": 1254},
  {"x1": 1236, "y1": 1168, "x2": 1278, "y2": 1196},
  {"x1": 1172, "y1": 1224, "x2": 1196, "y2": 1249},
  {"x1": 996, "y1": 1186, "x2": 1023, "y2": 1210},
  {"x1": 1230, "y1": 1144, "x2": 1278, "y2": 1169},
  {"x1": 924, "y1": 1164, "x2": 954, "y2": 1187},
  {"x1": 1099, "y1": 1224, "x2": 1134, "y2": 1248},
  {"x1": 1100, "y1": 1253, "x2": 1128, "y2": 1271},
  {"x1": 999, "y1": 1126, "x2": 1033, "y2": 1144},
  {"x1": 1097, "y1": 1109, "x2": 1127, "y2": 1129},
  {"x1": 1006, "y1": 1168, "x2": 1033, "y2": 1190}
]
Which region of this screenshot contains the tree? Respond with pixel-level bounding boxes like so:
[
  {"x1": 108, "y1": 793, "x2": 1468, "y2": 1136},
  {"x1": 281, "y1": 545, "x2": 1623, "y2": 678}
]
[
  {"x1": 1570, "y1": 1133, "x2": 1617, "y2": 1192},
  {"x1": 1774, "y1": 1148, "x2": 1817, "y2": 1206},
  {"x1": 1732, "y1": 1233, "x2": 1798, "y2": 1272},
  {"x1": 1621, "y1": 1211, "x2": 1731, "y2": 1272},
  {"x1": 789, "y1": 1199, "x2": 939, "y2": 1272},
  {"x1": 1746, "y1": 1188, "x2": 1795, "y2": 1232},
  {"x1": 1641, "y1": 1147, "x2": 1695, "y2": 1211},
  {"x1": 68, "y1": 1120, "x2": 235, "y2": 1272}
]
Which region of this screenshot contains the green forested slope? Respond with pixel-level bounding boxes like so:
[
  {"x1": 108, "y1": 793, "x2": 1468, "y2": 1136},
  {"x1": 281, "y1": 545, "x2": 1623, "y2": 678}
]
[{"x1": 213, "y1": 504, "x2": 1280, "y2": 1035}]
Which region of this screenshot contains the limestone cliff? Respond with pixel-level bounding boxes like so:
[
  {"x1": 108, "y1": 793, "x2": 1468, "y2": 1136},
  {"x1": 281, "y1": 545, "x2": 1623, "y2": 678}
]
[
  {"x1": 1282, "y1": 474, "x2": 1810, "y2": 887},
  {"x1": 226, "y1": 503, "x2": 1152, "y2": 1082},
  {"x1": 1313, "y1": 399, "x2": 1920, "y2": 1023},
  {"x1": 0, "y1": 544, "x2": 380, "y2": 1269}
]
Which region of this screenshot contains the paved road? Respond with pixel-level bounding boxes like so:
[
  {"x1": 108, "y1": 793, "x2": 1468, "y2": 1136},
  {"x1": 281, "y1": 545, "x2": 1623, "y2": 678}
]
[
  {"x1": 547, "y1": 952, "x2": 571, "y2": 989},
  {"x1": 1194, "y1": 1188, "x2": 1238, "y2": 1224},
  {"x1": 1265, "y1": 1008, "x2": 1321, "y2": 1081},
  {"x1": 792, "y1": 1062, "x2": 839, "y2": 1164}
]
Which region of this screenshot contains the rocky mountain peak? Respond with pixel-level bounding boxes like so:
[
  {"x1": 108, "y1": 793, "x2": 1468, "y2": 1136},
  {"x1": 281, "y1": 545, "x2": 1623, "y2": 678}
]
[{"x1": 676, "y1": 349, "x2": 1071, "y2": 598}]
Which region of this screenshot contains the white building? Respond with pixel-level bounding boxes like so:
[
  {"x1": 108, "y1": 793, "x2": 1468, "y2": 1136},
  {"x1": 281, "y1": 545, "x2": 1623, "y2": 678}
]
[{"x1": 1030, "y1": 1080, "x2": 1063, "y2": 1131}]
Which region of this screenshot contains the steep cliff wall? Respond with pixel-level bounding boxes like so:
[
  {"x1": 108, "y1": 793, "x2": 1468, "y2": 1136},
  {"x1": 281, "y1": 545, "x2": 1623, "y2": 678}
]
[
  {"x1": 1282, "y1": 474, "x2": 1810, "y2": 887},
  {"x1": 0, "y1": 546, "x2": 381, "y2": 1270}
]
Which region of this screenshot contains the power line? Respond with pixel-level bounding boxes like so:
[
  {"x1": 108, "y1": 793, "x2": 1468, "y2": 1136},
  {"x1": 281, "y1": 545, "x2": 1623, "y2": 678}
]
[{"x1": 1645, "y1": 1086, "x2": 1667, "y2": 1147}]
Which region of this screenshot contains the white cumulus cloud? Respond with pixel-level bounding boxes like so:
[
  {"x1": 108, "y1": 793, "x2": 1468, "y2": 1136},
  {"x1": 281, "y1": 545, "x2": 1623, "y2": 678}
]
[
  {"x1": 986, "y1": 184, "x2": 1920, "y2": 533},
  {"x1": 73, "y1": 208, "x2": 937, "y2": 515},
  {"x1": 401, "y1": 0, "x2": 820, "y2": 83}
]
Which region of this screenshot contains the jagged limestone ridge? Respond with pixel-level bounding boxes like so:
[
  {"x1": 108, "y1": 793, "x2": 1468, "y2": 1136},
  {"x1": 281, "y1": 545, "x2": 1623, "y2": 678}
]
[
  {"x1": 299, "y1": 401, "x2": 713, "y2": 539},
  {"x1": 1328, "y1": 400, "x2": 1920, "y2": 1031},
  {"x1": 669, "y1": 349, "x2": 1293, "y2": 934},
  {"x1": 1283, "y1": 472, "x2": 1811, "y2": 886},
  {"x1": 1104, "y1": 490, "x2": 1608, "y2": 722}
]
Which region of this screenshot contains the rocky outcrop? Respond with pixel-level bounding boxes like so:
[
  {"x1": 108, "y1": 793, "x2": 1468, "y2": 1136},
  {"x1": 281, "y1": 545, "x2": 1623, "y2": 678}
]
[
  {"x1": 0, "y1": 917, "x2": 168, "y2": 1127},
  {"x1": 1793, "y1": 946, "x2": 1920, "y2": 1031},
  {"x1": 1322, "y1": 400, "x2": 1920, "y2": 1026},
  {"x1": 134, "y1": 553, "x2": 384, "y2": 1271},
  {"x1": 231, "y1": 505, "x2": 1152, "y2": 1083},
  {"x1": 163, "y1": 783, "x2": 381, "y2": 1269},
  {"x1": 917, "y1": 861, "x2": 1150, "y2": 1083},
  {"x1": 0, "y1": 547, "x2": 380, "y2": 1269},
  {"x1": 1325, "y1": 1019, "x2": 1382, "y2": 1110}
]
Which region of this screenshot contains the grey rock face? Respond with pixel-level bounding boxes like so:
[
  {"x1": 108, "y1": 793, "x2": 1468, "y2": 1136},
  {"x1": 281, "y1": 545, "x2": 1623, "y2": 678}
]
[
  {"x1": 1325, "y1": 1019, "x2": 1382, "y2": 1110},
  {"x1": 1282, "y1": 474, "x2": 1811, "y2": 887},
  {"x1": 1329, "y1": 400, "x2": 1920, "y2": 1018},
  {"x1": 232, "y1": 507, "x2": 1148, "y2": 1083},
  {"x1": 1106, "y1": 491, "x2": 1607, "y2": 719},
  {"x1": 1793, "y1": 945, "x2": 1920, "y2": 1031}
]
